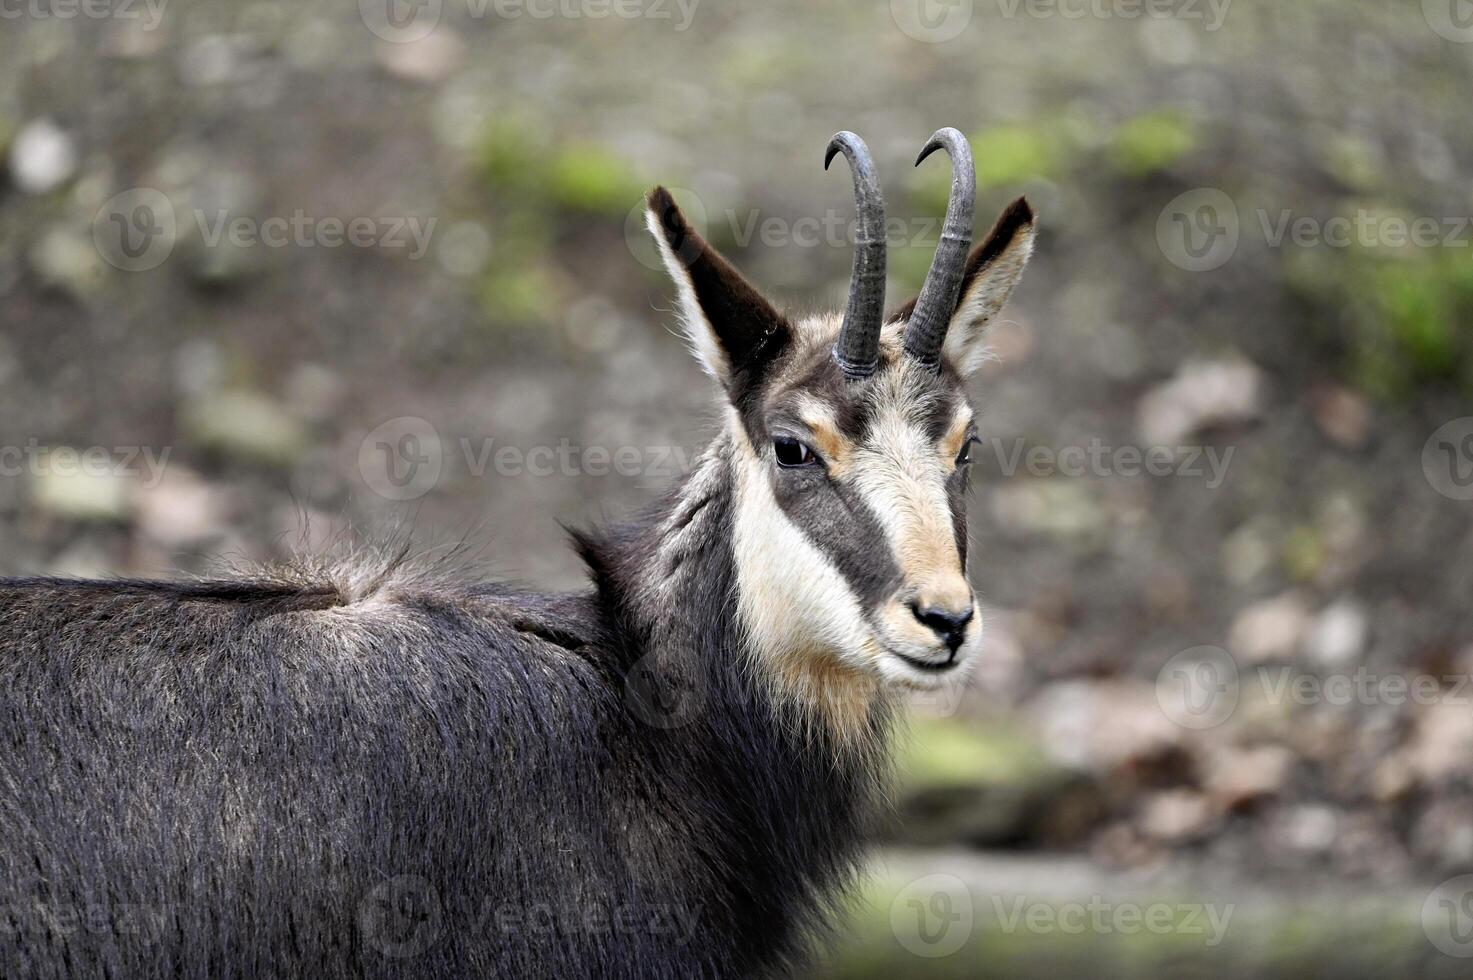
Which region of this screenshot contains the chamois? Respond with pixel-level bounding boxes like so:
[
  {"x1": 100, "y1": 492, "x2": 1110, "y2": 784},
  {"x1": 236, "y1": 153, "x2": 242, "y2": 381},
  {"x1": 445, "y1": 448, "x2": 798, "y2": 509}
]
[{"x1": 0, "y1": 129, "x2": 1035, "y2": 979}]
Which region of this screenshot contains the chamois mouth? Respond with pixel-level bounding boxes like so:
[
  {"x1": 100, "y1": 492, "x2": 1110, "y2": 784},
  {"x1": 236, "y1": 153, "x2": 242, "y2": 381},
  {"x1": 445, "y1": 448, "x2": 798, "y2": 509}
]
[{"x1": 889, "y1": 649, "x2": 961, "y2": 673}]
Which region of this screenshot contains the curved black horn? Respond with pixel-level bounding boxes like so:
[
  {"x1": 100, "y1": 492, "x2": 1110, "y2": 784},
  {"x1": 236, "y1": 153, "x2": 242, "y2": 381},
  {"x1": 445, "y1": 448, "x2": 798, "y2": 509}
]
[
  {"x1": 825, "y1": 131, "x2": 886, "y2": 381},
  {"x1": 904, "y1": 128, "x2": 975, "y2": 369}
]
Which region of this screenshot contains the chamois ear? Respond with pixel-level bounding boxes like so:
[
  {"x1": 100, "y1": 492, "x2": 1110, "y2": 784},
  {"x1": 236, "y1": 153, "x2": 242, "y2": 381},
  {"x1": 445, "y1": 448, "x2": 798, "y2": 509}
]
[
  {"x1": 645, "y1": 186, "x2": 790, "y2": 395},
  {"x1": 890, "y1": 196, "x2": 1035, "y2": 376}
]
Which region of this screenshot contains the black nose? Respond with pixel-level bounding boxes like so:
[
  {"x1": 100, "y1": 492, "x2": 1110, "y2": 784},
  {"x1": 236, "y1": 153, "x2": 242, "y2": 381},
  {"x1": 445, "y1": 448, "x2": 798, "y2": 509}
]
[{"x1": 910, "y1": 603, "x2": 974, "y2": 653}]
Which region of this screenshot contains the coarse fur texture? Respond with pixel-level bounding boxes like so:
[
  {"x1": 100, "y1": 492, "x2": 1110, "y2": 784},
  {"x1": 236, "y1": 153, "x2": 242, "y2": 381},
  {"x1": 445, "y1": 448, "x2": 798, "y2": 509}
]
[{"x1": 0, "y1": 170, "x2": 1033, "y2": 978}]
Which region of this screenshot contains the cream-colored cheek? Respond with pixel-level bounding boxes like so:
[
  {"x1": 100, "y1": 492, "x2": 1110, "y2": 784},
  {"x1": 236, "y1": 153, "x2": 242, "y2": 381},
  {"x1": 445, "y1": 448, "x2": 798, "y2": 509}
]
[
  {"x1": 729, "y1": 422, "x2": 871, "y2": 671},
  {"x1": 876, "y1": 601, "x2": 929, "y2": 646},
  {"x1": 728, "y1": 425, "x2": 892, "y2": 745}
]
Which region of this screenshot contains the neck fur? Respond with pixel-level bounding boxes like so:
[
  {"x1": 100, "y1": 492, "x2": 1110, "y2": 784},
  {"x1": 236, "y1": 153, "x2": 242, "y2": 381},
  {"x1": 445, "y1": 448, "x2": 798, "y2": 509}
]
[
  {"x1": 573, "y1": 429, "x2": 894, "y2": 758},
  {"x1": 569, "y1": 429, "x2": 894, "y2": 965}
]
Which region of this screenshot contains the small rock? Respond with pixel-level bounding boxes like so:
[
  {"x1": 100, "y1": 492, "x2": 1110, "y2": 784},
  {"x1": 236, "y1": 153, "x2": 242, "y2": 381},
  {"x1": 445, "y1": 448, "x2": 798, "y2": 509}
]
[
  {"x1": 1304, "y1": 599, "x2": 1368, "y2": 667},
  {"x1": 180, "y1": 35, "x2": 242, "y2": 87},
  {"x1": 29, "y1": 456, "x2": 133, "y2": 522},
  {"x1": 134, "y1": 467, "x2": 228, "y2": 546},
  {"x1": 1276, "y1": 804, "x2": 1339, "y2": 853},
  {"x1": 1137, "y1": 357, "x2": 1262, "y2": 447},
  {"x1": 1406, "y1": 701, "x2": 1473, "y2": 783},
  {"x1": 376, "y1": 32, "x2": 465, "y2": 84},
  {"x1": 8, "y1": 119, "x2": 78, "y2": 195},
  {"x1": 179, "y1": 170, "x2": 265, "y2": 285},
  {"x1": 1228, "y1": 592, "x2": 1311, "y2": 663},
  {"x1": 1028, "y1": 679, "x2": 1182, "y2": 773},
  {"x1": 1205, "y1": 744, "x2": 1295, "y2": 809},
  {"x1": 101, "y1": 19, "x2": 168, "y2": 59},
  {"x1": 1369, "y1": 755, "x2": 1416, "y2": 802},
  {"x1": 1138, "y1": 789, "x2": 1214, "y2": 843},
  {"x1": 438, "y1": 220, "x2": 494, "y2": 279},
  {"x1": 1309, "y1": 383, "x2": 1372, "y2": 449},
  {"x1": 182, "y1": 390, "x2": 307, "y2": 467},
  {"x1": 28, "y1": 227, "x2": 106, "y2": 297},
  {"x1": 182, "y1": 169, "x2": 266, "y2": 282}
]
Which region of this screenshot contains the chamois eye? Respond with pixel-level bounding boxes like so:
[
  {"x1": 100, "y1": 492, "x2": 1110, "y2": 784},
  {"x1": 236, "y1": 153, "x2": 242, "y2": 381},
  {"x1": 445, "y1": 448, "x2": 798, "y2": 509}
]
[
  {"x1": 773, "y1": 437, "x2": 818, "y2": 468},
  {"x1": 956, "y1": 436, "x2": 977, "y2": 467}
]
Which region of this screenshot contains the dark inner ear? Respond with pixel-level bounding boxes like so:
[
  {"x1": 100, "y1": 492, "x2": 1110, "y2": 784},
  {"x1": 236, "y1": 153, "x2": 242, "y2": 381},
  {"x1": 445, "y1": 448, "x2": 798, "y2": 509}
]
[
  {"x1": 648, "y1": 187, "x2": 790, "y2": 390},
  {"x1": 886, "y1": 196, "x2": 1035, "y2": 324}
]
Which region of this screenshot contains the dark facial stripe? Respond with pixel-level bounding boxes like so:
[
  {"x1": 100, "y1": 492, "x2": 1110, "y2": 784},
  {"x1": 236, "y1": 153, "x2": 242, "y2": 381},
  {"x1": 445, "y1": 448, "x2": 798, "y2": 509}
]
[
  {"x1": 770, "y1": 470, "x2": 900, "y2": 609},
  {"x1": 948, "y1": 468, "x2": 970, "y2": 570}
]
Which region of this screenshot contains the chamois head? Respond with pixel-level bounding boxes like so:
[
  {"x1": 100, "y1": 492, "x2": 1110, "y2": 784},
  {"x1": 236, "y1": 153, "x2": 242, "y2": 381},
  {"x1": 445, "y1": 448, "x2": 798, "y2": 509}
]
[{"x1": 645, "y1": 129, "x2": 1034, "y2": 701}]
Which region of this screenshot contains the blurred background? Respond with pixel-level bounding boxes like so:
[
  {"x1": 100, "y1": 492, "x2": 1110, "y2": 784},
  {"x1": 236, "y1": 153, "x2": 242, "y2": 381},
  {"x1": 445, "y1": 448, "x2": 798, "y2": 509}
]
[{"x1": 3, "y1": 0, "x2": 1473, "y2": 975}]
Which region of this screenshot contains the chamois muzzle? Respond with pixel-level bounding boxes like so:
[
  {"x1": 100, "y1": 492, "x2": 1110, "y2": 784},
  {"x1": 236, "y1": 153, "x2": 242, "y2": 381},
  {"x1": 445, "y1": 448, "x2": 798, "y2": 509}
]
[
  {"x1": 825, "y1": 131, "x2": 887, "y2": 381},
  {"x1": 903, "y1": 128, "x2": 976, "y2": 370}
]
